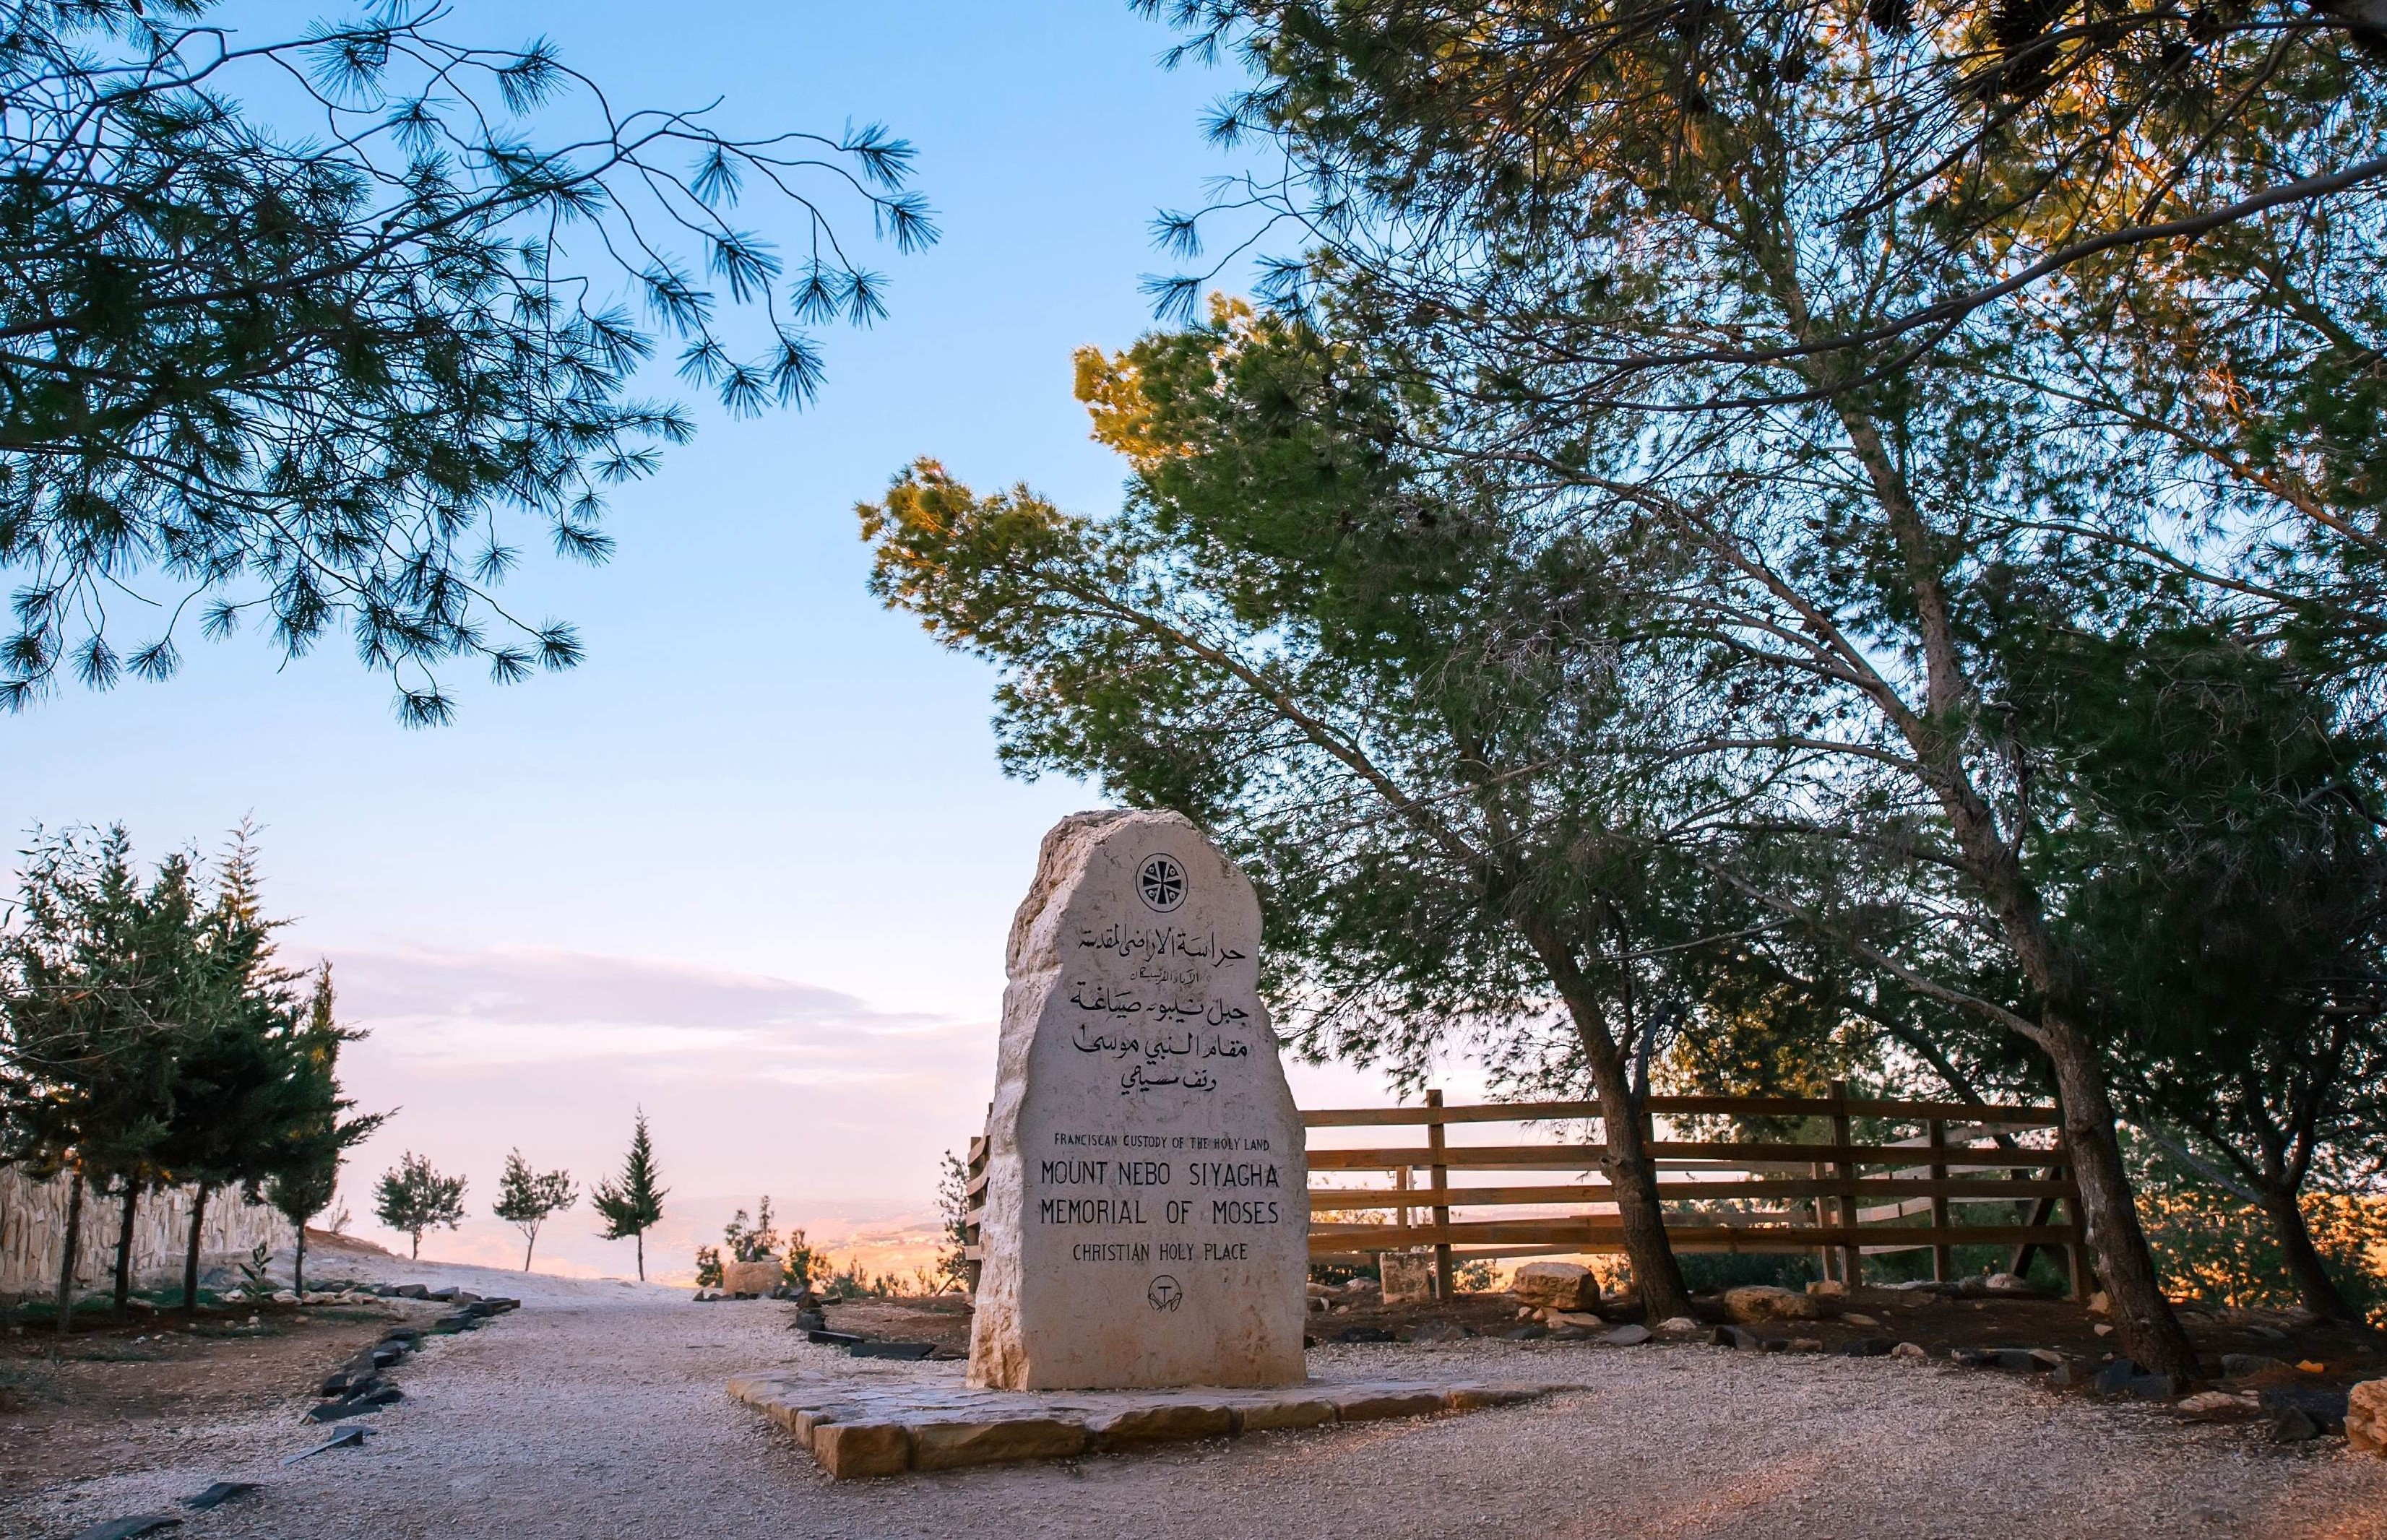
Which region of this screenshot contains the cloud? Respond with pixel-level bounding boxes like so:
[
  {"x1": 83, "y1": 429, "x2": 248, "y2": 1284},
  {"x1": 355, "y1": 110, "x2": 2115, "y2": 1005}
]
[
  {"x1": 327, "y1": 944, "x2": 973, "y2": 1083},
  {"x1": 318, "y1": 945, "x2": 997, "y2": 1281}
]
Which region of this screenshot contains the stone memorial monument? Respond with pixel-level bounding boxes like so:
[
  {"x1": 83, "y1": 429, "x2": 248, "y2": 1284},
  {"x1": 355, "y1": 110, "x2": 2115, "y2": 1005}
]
[{"x1": 968, "y1": 810, "x2": 1308, "y2": 1390}]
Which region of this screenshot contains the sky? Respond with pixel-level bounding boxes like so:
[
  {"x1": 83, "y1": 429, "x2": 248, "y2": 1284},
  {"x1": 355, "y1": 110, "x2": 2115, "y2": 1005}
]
[{"x1": 4, "y1": 0, "x2": 1484, "y2": 1281}]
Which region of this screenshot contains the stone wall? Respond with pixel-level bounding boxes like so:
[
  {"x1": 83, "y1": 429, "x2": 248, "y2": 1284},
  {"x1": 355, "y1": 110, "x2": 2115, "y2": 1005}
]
[{"x1": 0, "y1": 1164, "x2": 293, "y2": 1303}]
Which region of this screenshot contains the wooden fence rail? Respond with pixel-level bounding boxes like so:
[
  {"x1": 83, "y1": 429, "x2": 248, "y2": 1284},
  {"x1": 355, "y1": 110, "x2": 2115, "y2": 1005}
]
[{"x1": 957, "y1": 1082, "x2": 2088, "y2": 1299}]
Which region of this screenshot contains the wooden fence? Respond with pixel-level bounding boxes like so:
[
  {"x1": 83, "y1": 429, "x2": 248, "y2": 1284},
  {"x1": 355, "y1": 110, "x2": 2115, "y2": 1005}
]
[{"x1": 959, "y1": 1081, "x2": 2088, "y2": 1299}]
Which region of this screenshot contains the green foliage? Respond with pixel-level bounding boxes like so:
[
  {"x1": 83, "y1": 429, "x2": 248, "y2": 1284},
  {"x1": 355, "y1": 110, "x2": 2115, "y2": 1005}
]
[
  {"x1": 721, "y1": 1196, "x2": 781, "y2": 1265},
  {"x1": 934, "y1": 1148, "x2": 972, "y2": 1289},
  {"x1": 491, "y1": 1149, "x2": 577, "y2": 1270},
  {"x1": 2, "y1": 821, "x2": 377, "y2": 1308},
  {"x1": 373, "y1": 1151, "x2": 467, "y2": 1259},
  {"x1": 781, "y1": 1229, "x2": 819, "y2": 1291},
  {"x1": 591, "y1": 1109, "x2": 668, "y2": 1281},
  {"x1": 1674, "y1": 1253, "x2": 1818, "y2": 1295},
  {"x1": 692, "y1": 1245, "x2": 724, "y2": 1290},
  {"x1": 2131, "y1": 1143, "x2": 2387, "y2": 1326},
  {"x1": 0, "y1": 0, "x2": 933, "y2": 721},
  {"x1": 233, "y1": 1240, "x2": 275, "y2": 1304}
]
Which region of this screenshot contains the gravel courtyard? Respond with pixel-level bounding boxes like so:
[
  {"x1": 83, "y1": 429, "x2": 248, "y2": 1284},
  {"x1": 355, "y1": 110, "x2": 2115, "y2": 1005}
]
[{"x1": 14, "y1": 1260, "x2": 2387, "y2": 1540}]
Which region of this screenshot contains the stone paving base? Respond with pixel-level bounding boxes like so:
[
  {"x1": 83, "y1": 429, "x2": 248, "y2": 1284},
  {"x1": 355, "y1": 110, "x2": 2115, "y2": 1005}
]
[{"x1": 729, "y1": 1368, "x2": 1587, "y2": 1479}]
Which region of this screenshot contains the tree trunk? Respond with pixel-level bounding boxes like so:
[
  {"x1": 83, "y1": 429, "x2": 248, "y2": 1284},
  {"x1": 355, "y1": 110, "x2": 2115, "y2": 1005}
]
[
  {"x1": 410, "y1": 1227, "x2": 421, "y2": 1260},
  {"x1": 2260, "y1": 1180, "x2": 2355, "y2": 1322},
  {"x1": 523, "y1": 1229, "x2": 535, "y2": 1271},
  {"x1": 294, "y1": 1224, "x2": 308, "y2": 1300},
  {"x1": 54, "y1": 1167, "x2": 85, "y2": 1344},
  {"x1": 636, "y1": 1230, "x2": 645, "y2": 1282},
  {"x1": 182, "y1": 1185, "x2": 210, "y2": 1314},
  {"x1": 1523, "y1": 919, "x2": 1693, "y2": 1320},
  {"x1": 2041, "y1": 1029, "x2": 2201, "y2": 1376},
  {"x1": 113, "y1": 1186, "x2": 138, "y2": 1315}
]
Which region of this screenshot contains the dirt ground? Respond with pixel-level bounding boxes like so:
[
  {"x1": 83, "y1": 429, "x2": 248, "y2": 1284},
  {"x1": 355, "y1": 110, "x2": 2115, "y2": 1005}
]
[
  {"x1": 5, "y1": 1246, "x2": 2384, "y2": 1540},
  {"x1": 1, "y1": 1297, "x2": 444, "y2": 1492}
]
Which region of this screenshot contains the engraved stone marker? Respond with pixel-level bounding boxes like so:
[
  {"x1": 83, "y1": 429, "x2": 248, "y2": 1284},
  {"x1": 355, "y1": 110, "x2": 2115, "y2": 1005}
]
[{"x1": 969, "y1": 810, "x2": 1308, "y2": 1390}]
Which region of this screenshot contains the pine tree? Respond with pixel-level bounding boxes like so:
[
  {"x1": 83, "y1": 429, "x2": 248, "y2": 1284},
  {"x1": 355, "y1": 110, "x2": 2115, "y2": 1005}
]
[
  {"x1": 374, "y1": 1152, "x2": 467, "y2": 1260},
  {"x1": 590, "y1": 1109, "x2": 668, "y2": 1282},
  {"x1": 263, "y1": 965, "x2": 387, "y2": 1297},
  {"x1": 492, "y1": 1150, "x2": 577, "y2": 1271}
]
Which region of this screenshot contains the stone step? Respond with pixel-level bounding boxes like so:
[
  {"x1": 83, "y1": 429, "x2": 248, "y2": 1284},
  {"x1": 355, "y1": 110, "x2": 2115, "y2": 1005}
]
[{"x1": 728, "y1": 1370, "x2": 1585, "y2": 1479}]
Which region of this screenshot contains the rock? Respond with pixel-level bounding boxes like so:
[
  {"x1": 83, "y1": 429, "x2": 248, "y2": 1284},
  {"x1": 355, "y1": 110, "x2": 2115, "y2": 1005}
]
[
  {"x1": 1549, "y1": 1325, "x2": 1600, "y2": 1341},
  {"x1": 306, "y1": 1386, "x2": 402, "y2": 1422},
  {"x1": 1325, "y1": 1386, "x2": 1446, "y2": 1422},
  {"x1": 806, "y1": 1329, "x2": 866, "y2": 1346},
  {"x1": 389, "y1": 1284, "x2": 430, "y2": 1299},
  {"x1": 1410, "y1": 1319, "x2": 1469, "y2": 1344},
  {"x1": 1949, "y1": 1349, "x2": 1997, "y2": 1368},
  {"x1": 967, "y1": 810, "x2": 1308, "y2": 1391},
  {"x1": 2092, "y1": 1356, "x2": 2144, "y2": 1394},
  {"x1": 1987, "y1": 1348, "x2": 2061, "y2": 1372},
  {"x1": 1604, "y1": 1324, "x2": 1653, "y2": 1346},
  {"x1": 2270, "y1": 1407, "x2": 2323, "y2": 1443},
  {"x1": 1839, "y1": 1337, "x2": 1896, "y2": 1358},
  {"x1": 1805, "y1": 1279, "x2": 1847, "y2": 1297},
  {"x1": 2087, "y1": 1290, "x2": 2110, "y2": 1315},
  {"x1": 2248, "y1": 1323, "x2": 2290, "y2": 1341},
  {"x1": 2347, "y1": 1379, "x2": 2387, "y2": 1455},
  {"x1": 1722, "y1": 1285, "x2": 1824, "y2": 1323},
  {"x1": 1501, "y1": 1323, "x2": 1550, "y2": 1341},
  {"x1": 1087, "y1": 1403, "x2": 1234, "y2": 1448},
  {"x1": 1510, "y1": 1260, "x2": 1602, "y2": 1312},
  {"x1": 1709, "y1": 1325, "x2": 1766, "y2": 1350},
  {"x1": 1379, "y1": 1253, "x2": 1436, "y2": 1304},
  {"x1": 2178, "y1": 1391, "x2": 2259, "y2": 1414},
  {"x1": 1547, "y1": 1310, "x2": 1604, "y2": 1330},
  {"x1": 722, "y1": 1258, "x2": 782, "y2": 1296},
  {"x1": 69, "y1": 1516, "x2": 181, "y2": 1539},
  {"x1": 2261, "y1": 1385, "x2": 2349, "y2": 1435},
  {"x1": 426, "y1": 1286, "x2": 458, "y2": 1302},
  {"x1": 317, "y1": 1367, "x2": 380, "y2": 1399},
  {"x1": 791, "y1": 1310, "x2": 828, "y2": 1333},
  {"x1": 912, "y1": 1416, "x2": 1087, "y2": 1471},
  {"x1": 1240, "y1": 1396, "x2": 1339, "y2": 1430},
  {"x1": 279, "y1": 1427, "x2": 371, "y2": 1464},
  {"x1": 1333, "y1": 1325, "x2": 1396, "y2": 1344},
  {"x1": 180, "y1": 1481, "x2": 258, "y2": 1511},
  {"x1": 1985, "y1": 1272, "x2": 2037, "y2": 1295},
  {"x1": 1891, "y1": 1341, "x2": 1928, "y2": 1361},
  {"x1": 1842, "y1": 1312, "x2": 1881, "y2": 1328},
  {"x1": 1787, "y1": 1338, "x2": 1824, "y2": 1352},
  {"x1": 2124, "y1": 1375, "x2": 2186, "y2": 1401},
  {"x1": 847, "y1": 1341, "x2": 936, "y2": 1360},
  {"x1": 1344, "y1": 1278, "x2": 1380, "y2": 1294},
  {"x1": 2222, "y1": 1353, "x2": 2287, "y2": 1378},
  {"x1": 2092, "y1": 1323, "x2": 2115, "y2": 1337},
  {"x1": 813, "y1": 1421, "x2": 912, "y2": 1479},
  {"x1": 1305, "y1": 1283, "x2": 1336, "y2": 1299},
  {"x1": 1656, "y1": 1316, "x2": 1701, "y2": 1334}
]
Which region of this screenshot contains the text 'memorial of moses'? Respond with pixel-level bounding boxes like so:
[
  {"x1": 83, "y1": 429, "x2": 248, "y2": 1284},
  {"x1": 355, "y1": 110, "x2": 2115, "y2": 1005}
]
[{"x1": 967, "y1": 810, "x2": 1308, "y2": 1390}]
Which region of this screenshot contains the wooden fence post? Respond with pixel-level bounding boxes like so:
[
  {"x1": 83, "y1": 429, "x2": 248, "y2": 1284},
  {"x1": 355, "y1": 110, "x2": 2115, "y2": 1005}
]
[
  {"x1": 1928, "y1": 1118, "x2": 1953, "y2": 1284},
  {"x1": 1829, "y1": 1079, "x2": 1860, "y2": 1287},
  {"x1": 2057, "y1": 1128, "x2": 2092, "y2": 1301},
  {"x1": 1426, "y1": 1089, "x2": 1454, "y2": 1300},
  {"x1": 962, "y1": 1101, "x2": 991, "y2": 1295}
]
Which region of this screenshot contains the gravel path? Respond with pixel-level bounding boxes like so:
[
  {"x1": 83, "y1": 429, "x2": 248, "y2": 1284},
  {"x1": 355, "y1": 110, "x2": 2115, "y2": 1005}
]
[{"x1": 22, "y1": 1260, "x2": 2387, "y2": 1540}]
